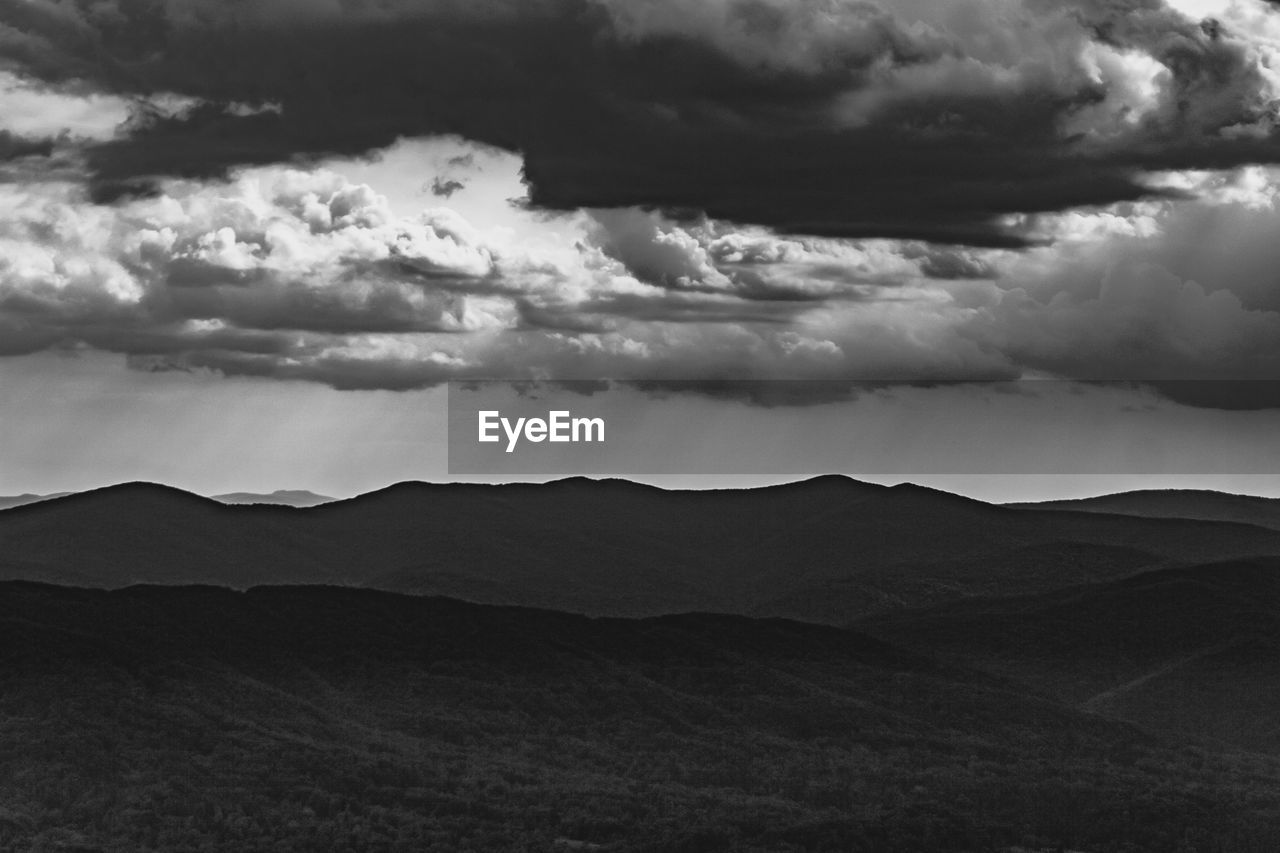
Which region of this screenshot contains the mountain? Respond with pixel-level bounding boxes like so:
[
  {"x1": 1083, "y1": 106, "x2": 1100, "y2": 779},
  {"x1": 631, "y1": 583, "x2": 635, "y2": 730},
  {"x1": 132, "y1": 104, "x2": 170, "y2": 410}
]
[
  {"x1": 212, "y1": 489, "x2": 334, "y2": 507},
  {"x1": 1, "y1": 488, "x2": 333, "y2": 512},
  {"x1": 0, "y1": 492, "x2": 70, "y2": 511},
  {"x1": 5, "y1": 477, "x2": 1280, "y2": 621},
  {"x1": 3, "y1": 581, "x2": 1279, "y2": 852},
  {"x1": 1007, "y1": 489, "x2": 1280, "y2": 531},
  {"x1": 861, "y1": 557, "x2": 1280, "y2": 753}
]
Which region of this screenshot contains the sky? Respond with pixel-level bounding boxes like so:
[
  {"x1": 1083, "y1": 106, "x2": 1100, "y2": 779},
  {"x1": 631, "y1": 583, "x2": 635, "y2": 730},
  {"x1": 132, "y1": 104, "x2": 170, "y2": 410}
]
[{"x1": 6, "y1": 0, "x2": 1280, "y2": 501}]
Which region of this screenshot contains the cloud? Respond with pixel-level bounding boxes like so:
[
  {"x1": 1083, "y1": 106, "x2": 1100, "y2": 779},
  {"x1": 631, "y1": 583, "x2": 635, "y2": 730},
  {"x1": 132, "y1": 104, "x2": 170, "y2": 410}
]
[
  {"x1": 981, "y1": 260, "x2": 1280, "y2": 381},
  {"x1": 0, "y1": 155, "x2": 1023, "y2": 392},
  {"x1": 430, "y1": 177, "x2": 467, "y2": 198},
  {"x1": 955, "y1": 165, "x2": 1280, "y2": 396},
  {"x1": 3, "y1": 132, "x2": 1280, "y2": 405},
  {"x1": 3, "y1": 0, "x2": 1280, "y2": 243},
  {"x1": 0, "y1": 168, "x2": 507, "y2": 357},
  {"x1": 583, "y1": 207, "x2": 1001, "y2": 301},
  {"x1": 0, "y1": 70, "x2": 131, "y2": 143},
  {"x1": 0, "y1": 131, "x2": 54, "y2": 163}
]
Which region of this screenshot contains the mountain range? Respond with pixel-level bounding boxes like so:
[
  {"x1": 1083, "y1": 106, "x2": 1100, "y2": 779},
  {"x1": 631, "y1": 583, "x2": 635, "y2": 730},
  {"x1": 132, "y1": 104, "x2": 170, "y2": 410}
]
[
  {"x1": 3, "y1": 477, "x2": 1280, "y2": 623},
  {"x1": 6, "y1": 478, "x2": 1280, "y2": 849}
]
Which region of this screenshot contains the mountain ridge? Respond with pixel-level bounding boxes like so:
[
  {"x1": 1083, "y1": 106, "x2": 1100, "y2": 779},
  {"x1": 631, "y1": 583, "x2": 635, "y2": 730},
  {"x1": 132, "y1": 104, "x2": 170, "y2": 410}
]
[
  {"x1": 213, "y1": 489, "x2": 335, "y2": 507},
  {"x1": 1007, "y1": 488, "x2": 1280, "y2": 531},
  {"x1": 5, "y1": 477, "x2": 1280, "y2": 622}
]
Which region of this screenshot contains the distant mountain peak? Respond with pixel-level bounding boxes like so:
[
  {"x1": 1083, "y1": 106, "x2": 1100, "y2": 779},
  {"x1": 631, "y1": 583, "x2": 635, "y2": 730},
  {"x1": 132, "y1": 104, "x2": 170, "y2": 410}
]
[
  {"x1": 8, "y1": 482, "x2": 219, "y2": 508},
  {"x1": 1007, "y1": 488, "x2": 1280, "y2": 532},
  {"x1": 0, "y1": 492, "x2": 71, "y2": 511},
  {"x1": 213, "y1": 490, "x2": 334, "y2": 507}
]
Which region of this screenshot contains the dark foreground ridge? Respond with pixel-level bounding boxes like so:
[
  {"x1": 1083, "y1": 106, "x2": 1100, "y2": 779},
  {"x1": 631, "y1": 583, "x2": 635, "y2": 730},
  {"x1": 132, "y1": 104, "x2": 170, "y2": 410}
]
[
  {"x1": 3, "y1": 581, "x2": 1279, "y2": 852},
  {"x1": 6, "y1": 476, "x2": 1280, "y2": 622},
  {"x1": 862, "y1": 556, "x2": 1280, "y2": 754}
]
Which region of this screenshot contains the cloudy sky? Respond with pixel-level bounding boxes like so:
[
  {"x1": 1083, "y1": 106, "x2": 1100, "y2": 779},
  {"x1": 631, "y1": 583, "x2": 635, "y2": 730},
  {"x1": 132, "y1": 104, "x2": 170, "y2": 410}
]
[{"x1": 6, "y1": 0, "x2": 1280, "y2": 500}]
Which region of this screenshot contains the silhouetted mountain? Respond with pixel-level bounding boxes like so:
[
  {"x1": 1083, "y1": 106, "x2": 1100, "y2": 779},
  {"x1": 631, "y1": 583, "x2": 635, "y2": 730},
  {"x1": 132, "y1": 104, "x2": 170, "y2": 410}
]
[
  {"x1": 3, "y1": 582, "x2": 1279, "y2": 852},
  {"x1": 0, "y1": 492, "x2": 70, "y2": 511},
  {"x1": 6, "y1": 477, "x2": 1280, "y2": 621},
  {"x1": 861, "y1": 557, "x2": 1280, "y2": 752},
  {"x1": 1008, "y1": 488, "x2": 1280, "y2": 531},
  {"x1": 212, "y1": 489, "x2": 334, "y2": 507}
]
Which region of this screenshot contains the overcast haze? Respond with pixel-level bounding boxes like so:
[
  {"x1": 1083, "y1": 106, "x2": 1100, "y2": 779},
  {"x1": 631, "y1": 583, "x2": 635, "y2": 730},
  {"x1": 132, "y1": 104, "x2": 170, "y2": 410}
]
[{"x1": 5, "y1": 0, "x2": 1280, "y2": 498}]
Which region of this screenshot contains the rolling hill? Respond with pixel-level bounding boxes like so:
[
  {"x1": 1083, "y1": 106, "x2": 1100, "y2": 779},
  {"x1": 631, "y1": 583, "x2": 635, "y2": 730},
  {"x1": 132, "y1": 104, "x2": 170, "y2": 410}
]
[
  {"x1": 5, "y1": 477, "x2": 1280, "y2": 621},
  {"x1": 2, "y1": 582, "x2": 1279, "y2": 852},
  {"x1": 861, "y1": 558, "x2": 1280, "y2": 752}
]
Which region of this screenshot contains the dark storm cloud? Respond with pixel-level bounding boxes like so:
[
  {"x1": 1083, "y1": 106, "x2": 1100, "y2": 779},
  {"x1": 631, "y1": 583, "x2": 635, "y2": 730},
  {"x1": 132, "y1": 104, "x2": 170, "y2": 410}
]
[
  {"x1": 625, "y1": 379, "x2": 898, "y2": 408},
  {"x1": 6, "y1": 0, "x2": 1280, "y2": 409},
  {"x1": 615, "y1": 377, "x2": 1280, "y2": 411},
  {"x1": 4, "y1": 0, "x2": 1279, "y2": 245},
  {"x1": 0, "y1": 317, "x2": 61, "y2": 355},
  {"x1": 1144, "y1": 380, "x2": 1280, "y2": 409},
  {"x1": 0, "y1": 132, "x2": 55, "y2": 162},
  {"x1": 430, "y1": 178, "x2": 467, "y2": 199}
]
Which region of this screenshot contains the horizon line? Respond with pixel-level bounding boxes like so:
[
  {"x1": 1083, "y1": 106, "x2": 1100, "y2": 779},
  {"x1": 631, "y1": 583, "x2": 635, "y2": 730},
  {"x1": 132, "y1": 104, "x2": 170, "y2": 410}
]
[{"x1": 3, "y1": 475, "x2": 1278, "y2": 511}]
